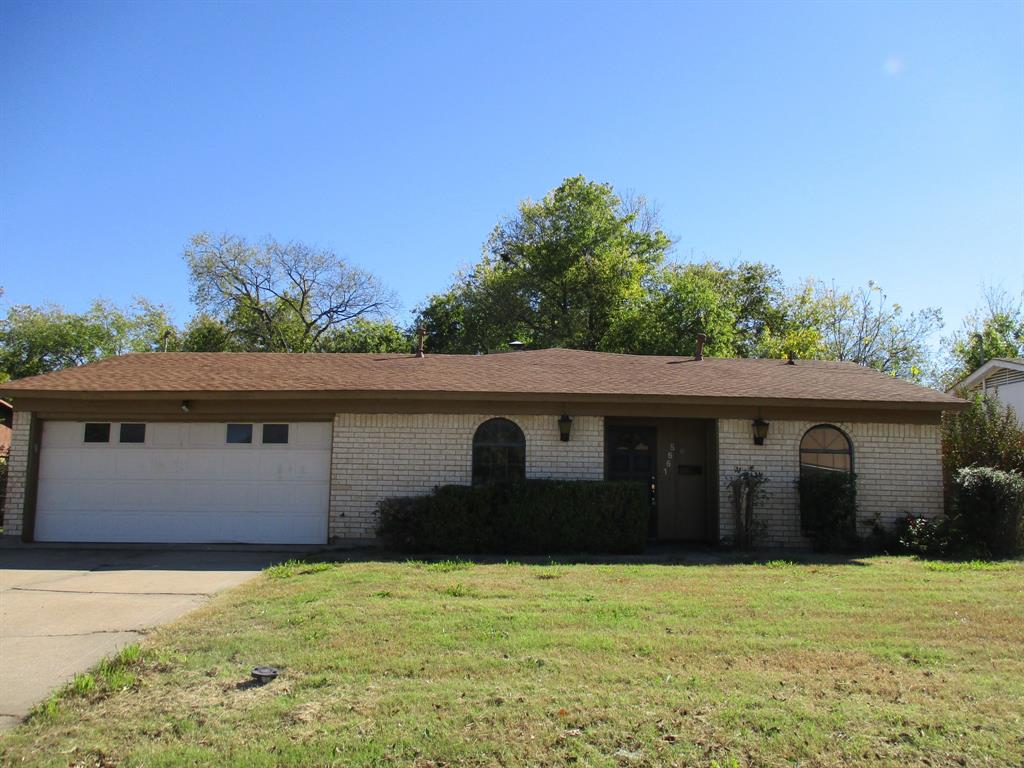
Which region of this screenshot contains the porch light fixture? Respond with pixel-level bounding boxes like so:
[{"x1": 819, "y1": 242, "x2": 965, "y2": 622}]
[
  {"x1": 558, "y1": 414, "x2": 573, "y2": 442},
  {"x1": 180, "y1": 400, "x2": 191, "y2": 413},
  {"x1": 752, "y1": 418, "x2": 769, "y2": 446}
]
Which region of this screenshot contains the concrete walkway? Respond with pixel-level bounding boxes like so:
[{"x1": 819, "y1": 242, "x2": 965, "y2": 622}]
[{"x1": 0, "y1": 549, "x2": 281, "y2": 730}]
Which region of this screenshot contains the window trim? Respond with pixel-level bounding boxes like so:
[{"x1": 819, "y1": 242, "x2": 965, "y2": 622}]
[{"x1": 799, "y1": 424, "x2": 854, "y2": 474}]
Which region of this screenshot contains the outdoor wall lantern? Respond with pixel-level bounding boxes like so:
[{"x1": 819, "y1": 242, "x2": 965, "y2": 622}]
[
  {"x1": 752, "y1": 418, "x2": 769, "y2": 446},
  {"x1": 558, "y1": 414, "x2": 573, "y2": 442}
]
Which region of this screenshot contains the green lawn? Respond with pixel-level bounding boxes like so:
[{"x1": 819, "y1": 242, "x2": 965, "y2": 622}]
[{"x1": 2, "y1": 556, "x2": 1023, "y2": 767}]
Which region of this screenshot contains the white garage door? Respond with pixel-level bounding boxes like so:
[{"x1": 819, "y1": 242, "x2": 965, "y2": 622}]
[{"x1": 35, "y1": 421, "x2": 331, "y2": 544}]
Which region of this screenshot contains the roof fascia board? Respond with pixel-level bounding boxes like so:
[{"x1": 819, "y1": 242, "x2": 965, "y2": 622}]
[
  {"x1": 949, "y1": 358, "x2": 1024, "y2": 393},
  {"x1": 5, "y1": 388, "x2": 965, "y2": 412}
]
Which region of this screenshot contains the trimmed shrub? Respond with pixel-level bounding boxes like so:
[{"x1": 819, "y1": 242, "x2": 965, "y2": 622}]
[
  {"x1": 377, "y1": 479, "x2": 648, "y2": 554},
  {"x1": 797, "y1": 471, "x2": 858, "y2": 551},
  {"x1": 951, "y1": 466, "x2": 1024, "y2": 558}
]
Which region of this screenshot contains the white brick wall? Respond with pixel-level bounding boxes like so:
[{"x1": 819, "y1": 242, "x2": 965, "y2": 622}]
[
  {"x1": 329, "y1": 413, "x2": 604, "y2": 539},
  {"x1": 718, "y1": 419, "x2": 943, "y2": 547},
  {"x1": 1, "y1": 409, "x2": 943, "y2": 548},
  {"x1": 2, "y1": 410, "x2": 32, "y2": 538}
]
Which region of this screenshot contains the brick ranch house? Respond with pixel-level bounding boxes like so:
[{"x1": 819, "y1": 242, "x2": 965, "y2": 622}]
[{"x1": 1, "y1": 349, "x2": 965, "y2": 548}]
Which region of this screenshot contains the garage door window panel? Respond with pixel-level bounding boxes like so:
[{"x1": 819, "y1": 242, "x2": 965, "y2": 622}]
[
  {"x1": 119, "y1": 423, "x2": 146, "y2": 444},
  {"x1": 262, "y1": 424, "x2": 289, "y2": 444},
  {"x1": 226, "y1": 424, "x2": 253, "y2": 444},
  {"x1": 84, "y1": 423, "x2": 110, "y2": 443}
]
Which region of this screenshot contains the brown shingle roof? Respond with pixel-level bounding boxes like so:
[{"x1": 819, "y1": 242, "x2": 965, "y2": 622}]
[{"x1": 1, "y1": 349, "x2": 964, "y2": 410}]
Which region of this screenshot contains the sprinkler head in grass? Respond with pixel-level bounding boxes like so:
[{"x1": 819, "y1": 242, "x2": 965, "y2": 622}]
[{"x1": 251, "y1": 667, "x2": 279, "y2": 685}]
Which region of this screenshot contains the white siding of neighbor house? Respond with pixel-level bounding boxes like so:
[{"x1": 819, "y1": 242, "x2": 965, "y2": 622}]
[
  {"x1": 977, "y1": 376, "x2": 1024, "y2": 427},
  {"x1": 329, "y1": 413, "x2": 605, "y2": 540},
  {"x1": 717, "y1": 419, "x2": 944, "y2": 548}
]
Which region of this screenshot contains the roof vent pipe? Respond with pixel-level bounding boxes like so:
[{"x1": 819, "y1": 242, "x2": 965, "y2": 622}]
[
  {"x1": 694, "y1": 333, "x2": 707, "y2": 361},
  {"x1": 415, "y1": 327, "x2": 426, "y2": 358}
]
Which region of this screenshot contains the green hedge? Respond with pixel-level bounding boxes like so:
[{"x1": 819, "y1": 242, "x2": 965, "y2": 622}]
[
  {"x1": 951, "y1": 466, "x2": 1024, "y2": 558},
  {"x1": 797, "y1": 471, "x2": 858, "y2": 550},
  {"x1": 377, "y1": 480, "x2": 649, "y2": 554}
]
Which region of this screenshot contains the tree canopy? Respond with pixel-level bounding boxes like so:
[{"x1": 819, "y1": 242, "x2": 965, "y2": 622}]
[
  {"x1": 416, "y1": 176, "x2": 672, "y2": 353},
  {"x1": 0, "y1": 299, "x2": 172, "y2": 381},
  {"x1": 185, "y1": 233, "x2": 396, "y2": 352},
  {"x1": 0, "y1": 176, "x2": 979, "y2": 388},
  {"x1": 938, "y1": 287, "x2": 1024, "y2": 389}
]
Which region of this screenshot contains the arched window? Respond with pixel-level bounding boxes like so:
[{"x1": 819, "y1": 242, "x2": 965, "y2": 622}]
[
  {"x1": 472, "y1": 418, "x2": 526, "y2": 486},
  {"x1": 799, "y1": 425, "x2": 853, "y2": 474}
]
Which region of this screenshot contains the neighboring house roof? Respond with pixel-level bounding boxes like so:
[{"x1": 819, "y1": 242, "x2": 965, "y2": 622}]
[
  {"x1": 0, "y1": 349, "x2": 965, "y2": 411},
  {"x1": 948, "y1": 358, "x2": 1024, "y2": 394}
]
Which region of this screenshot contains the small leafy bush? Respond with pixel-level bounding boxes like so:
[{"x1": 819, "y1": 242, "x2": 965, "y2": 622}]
[
  {"x1": 377, "y1": 480, "x2": 648, "y2": 554},
  {"x1": 951, "y1": 466, "x2": 1024, "y2": 558},
  {"x1": 798, "y1": 471, "x2": 858, "y2": 551},
  {"x1": 728, "y1": 466, "x2": 768, "y2": 550},
  {"x1": 896, "y1": 514, "x2": 952, "y2": 558}
]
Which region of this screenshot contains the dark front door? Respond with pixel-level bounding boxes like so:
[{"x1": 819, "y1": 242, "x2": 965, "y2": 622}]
[{"x1": 606, "y1": 426, "x2": 657, "y2": 536}]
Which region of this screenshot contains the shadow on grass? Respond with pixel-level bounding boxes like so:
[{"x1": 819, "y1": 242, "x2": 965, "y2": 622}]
[{"x1": 295, "y1": 544, "x2": 875, "y2": 567}]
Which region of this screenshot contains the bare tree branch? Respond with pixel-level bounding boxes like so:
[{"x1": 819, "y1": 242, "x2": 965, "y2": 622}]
[{"x1": 184, "y1": 233, "x2": 398, "y2": 352}]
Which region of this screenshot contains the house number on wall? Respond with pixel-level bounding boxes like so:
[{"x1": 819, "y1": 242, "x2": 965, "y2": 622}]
[{"x1": 664, "y1": 441, "x2": 676, "y2": 476}]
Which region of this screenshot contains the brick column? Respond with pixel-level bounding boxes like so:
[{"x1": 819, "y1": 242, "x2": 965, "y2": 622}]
[{"x1": 2, "y1": 410, "x2": 33, "y2": 539}]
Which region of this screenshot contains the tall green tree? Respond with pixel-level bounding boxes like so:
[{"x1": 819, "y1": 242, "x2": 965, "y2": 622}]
[
  {"x1": 812, "y1": 281, "x2": 942, "y2": 381},
  {"x1": 166, "y1": 314, "x2": 241, "y2": 352},
  {"x1": 0, "y1": 299, "x2": 173, "y2": 380},
  {"x1": 942, "y1": 392, "x2": 1024, "y2": 483},
  {"x1": 185, "y1": 233, "x2": 396, "y2": 352},
  {"x1": 415, "y1": 176, "x2": 672, "y2": 352},
  {"x1": 319, "y1": 318, "x2": 411, "y2": 353},
  {"x1": 601, "y1": 263, "x2": 739, "y2": 356},
  {"x1": 938, "y1": 287, "x2": 1024, "y2": 388}
]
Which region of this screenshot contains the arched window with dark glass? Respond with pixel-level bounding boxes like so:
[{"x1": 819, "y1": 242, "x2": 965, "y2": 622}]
[
  {"x1": 799, "y1": 425, "x2": 853, "y2": 475},
  {"x1": 472, "y1": 418, "x2": 526, "y2": 486}
]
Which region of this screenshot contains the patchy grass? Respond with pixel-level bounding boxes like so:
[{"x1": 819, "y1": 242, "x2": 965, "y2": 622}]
[
  {"x1": 2, "y1": 557, "x2": 1023, "y2": 767},
  {"x1": 264, "y1": 559, "x2": 334, "y2": 579},
  {"x1": 922, "y1": 559, "x2": 1014, "y2": 572}
]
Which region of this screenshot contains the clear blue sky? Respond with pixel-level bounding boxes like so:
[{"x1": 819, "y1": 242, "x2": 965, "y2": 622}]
[{"x1": 2, "y1": 0, "x2": 1022, "y2": 341}]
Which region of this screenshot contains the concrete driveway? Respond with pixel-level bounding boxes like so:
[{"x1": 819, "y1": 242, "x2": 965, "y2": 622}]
[{"x1": 0, "y1": 549, "x2": 282, "y2": 730}]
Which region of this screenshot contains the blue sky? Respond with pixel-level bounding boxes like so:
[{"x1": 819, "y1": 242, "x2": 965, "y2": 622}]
[{"x1": 2, "y1": 0, "x2": 1022, "y2": 342}]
